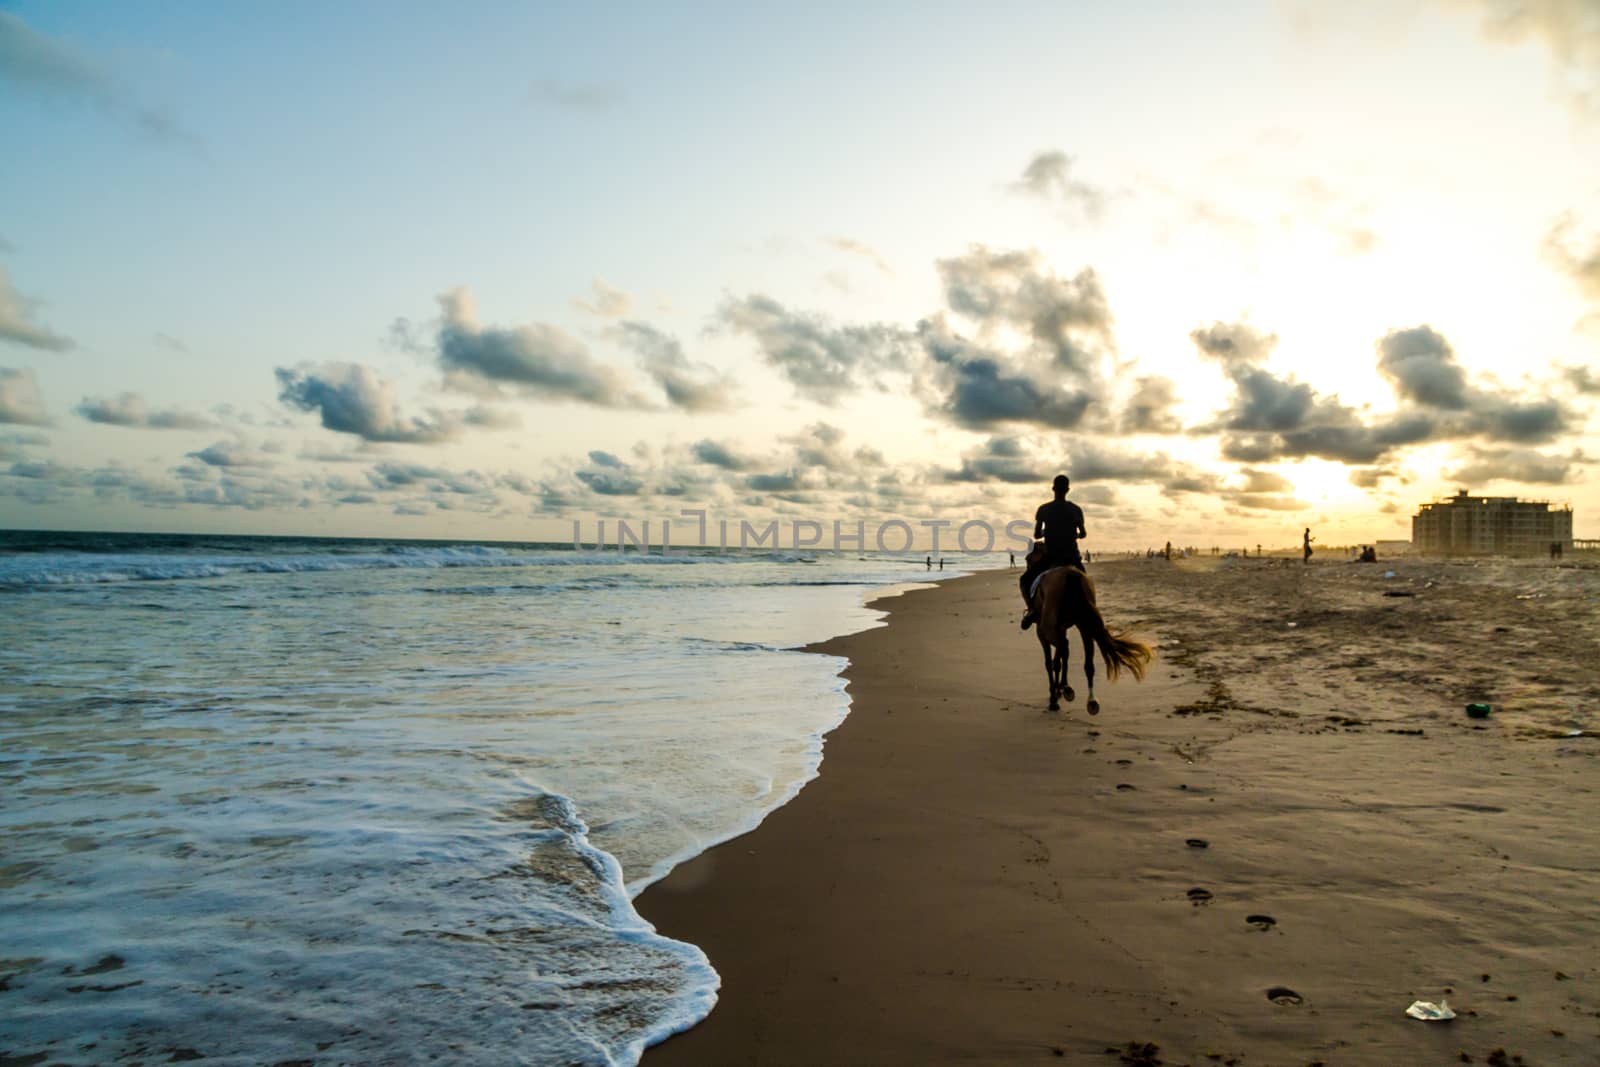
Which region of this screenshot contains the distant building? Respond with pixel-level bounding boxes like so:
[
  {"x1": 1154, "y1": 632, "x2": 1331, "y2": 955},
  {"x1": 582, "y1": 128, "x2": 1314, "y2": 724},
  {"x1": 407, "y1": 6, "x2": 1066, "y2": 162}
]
[
  {"x1": 1375, "y1": 539, "x2": 1413, "y2": 558},
  {"x1": 1412, "y1": 489, "x2": 1573, "y2": 557}
]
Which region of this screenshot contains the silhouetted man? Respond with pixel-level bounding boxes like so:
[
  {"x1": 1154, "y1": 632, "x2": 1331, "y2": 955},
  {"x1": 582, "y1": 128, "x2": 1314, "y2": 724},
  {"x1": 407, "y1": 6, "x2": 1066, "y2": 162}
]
[{"x1": 1020, "y1": 474, "x2": 1086, "y2": 630}]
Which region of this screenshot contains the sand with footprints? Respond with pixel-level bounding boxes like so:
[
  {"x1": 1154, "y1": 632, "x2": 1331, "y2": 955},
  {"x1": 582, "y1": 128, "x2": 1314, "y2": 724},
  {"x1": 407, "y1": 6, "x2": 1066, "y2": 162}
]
[{"x1": 639, "y1": 558, "x2": 1600, "y2": 1065}]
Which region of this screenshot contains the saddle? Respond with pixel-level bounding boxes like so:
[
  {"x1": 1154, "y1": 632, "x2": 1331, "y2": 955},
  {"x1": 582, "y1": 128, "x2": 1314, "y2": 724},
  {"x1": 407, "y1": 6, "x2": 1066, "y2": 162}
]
[{"x1": 1028, "y1": 565, "x2": 1071, "y2": 603}]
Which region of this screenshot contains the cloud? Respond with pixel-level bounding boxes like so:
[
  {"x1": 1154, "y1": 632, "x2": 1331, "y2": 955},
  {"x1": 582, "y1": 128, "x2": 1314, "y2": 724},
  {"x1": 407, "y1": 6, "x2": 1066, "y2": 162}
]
[
  {"x1": 530, "y1": 79, "x2": 624, "y2": 112},
  {"x1": 277, "y1": 363, "x2": 466, "y2": 443},
  {"x1": 937, "y1": 246, "x2": 1114, "y2": 375},
  {"x1": 825, "y1": 237, "x2": 894, "y2": 276},
  {"x1": 435, "y1": 288, "x2": 651, "y2": 407},
  {"x1": 75, "y1": 392, "x2": 214, "y2": 430},
  {"x1": 573, "y1": 278, "x2": 633, "y2": 318},
  {"x1": 1012, "y1": 151, "x2": 1106, "y2": 219},
  {"x1": 0, "y1": 367, "x2": 48, "y2": 425},
  {"x1": 691, "y1": 439, "x2": 755, "y2": 470},
  {"x1": 0, "y1": 11, "x2": 195, "y2": 144},
  {"x1": 1544, "y1": 212, "x2": 1600, "y2": 301},
  {"x1": 188, "y1": 440, "x2": 274, "y2": 468},
  {"x1": 943, "y1": 435, "x2": 1051, "y2": 484},
  {"x1": 615, "y1": 321, "x2": 739, "y2": 412},
  {"x1": 0, "y1": 268, "x2": 72, "y2": 351},
  {"x1": 1444, "y1": 445, "x2": 1585, "y2": 484},
  {"x1": 1456, "y1": 0, "x2": 1600, "y2": 114},
  {"x1": 1193, "y1": 320, "x2": 1572, "y2": 464},
  {"x1": 1564, "y1": 363, "x2": 1600, "y2": 393},
  {"x1": 716, "y1": 293, "x2": 915, "y2": 404},
  {"x1": 1119, "y1": 375, "x2": 1184, "y2": 433},
  {"x1": 1375, "y1": 326, "x2": 1471, "y2": 409},
  {"x1": 1190, "y1": 320, "x2": 1278, "y2": 367},
  {"x1": 916, "y1": 316, "x2": 1094, "y2": 430}
]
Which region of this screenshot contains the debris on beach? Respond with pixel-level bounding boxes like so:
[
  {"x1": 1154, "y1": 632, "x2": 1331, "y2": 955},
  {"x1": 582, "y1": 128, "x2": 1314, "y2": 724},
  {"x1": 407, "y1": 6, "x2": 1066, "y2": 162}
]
[{"x1": 1405, "y1": 999, "x2": 1457, "y2": 1021}]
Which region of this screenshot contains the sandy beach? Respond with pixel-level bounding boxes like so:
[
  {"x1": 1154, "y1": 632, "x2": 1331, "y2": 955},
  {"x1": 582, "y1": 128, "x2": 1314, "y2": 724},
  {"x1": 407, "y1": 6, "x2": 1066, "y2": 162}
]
[{"x1": 638, "y1": 557, "x2": 1600, "y2": 1065}]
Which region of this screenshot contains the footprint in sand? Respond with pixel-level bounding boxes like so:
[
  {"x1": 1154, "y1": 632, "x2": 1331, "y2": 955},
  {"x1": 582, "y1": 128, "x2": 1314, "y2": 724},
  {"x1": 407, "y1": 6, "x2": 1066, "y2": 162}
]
[
  {"x1": 1265, "y1": 986, "x2": 1302, "y2": 1005},
  {"x1": 1186, "y1": 887, "x2": 1213, "y2": 905},
  {"x1": 1246, "y1": 914, "x2": 1276, "y2": 931},
  {"x1": 1115, "y1": 758, "x2": 1134, "y2": 766},
  {"x1": 1185, "y1": 838, "x2": 1209, "y2": 849},
  {"x1": 1116, "y1": 783, "x2": 1137, "y2": 791}
]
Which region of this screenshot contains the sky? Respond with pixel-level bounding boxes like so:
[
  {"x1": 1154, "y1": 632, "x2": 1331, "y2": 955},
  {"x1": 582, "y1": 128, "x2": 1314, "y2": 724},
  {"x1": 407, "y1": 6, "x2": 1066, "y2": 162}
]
[{"x1": 3, "y1": 0, "x2": 1599, "y2": 550}]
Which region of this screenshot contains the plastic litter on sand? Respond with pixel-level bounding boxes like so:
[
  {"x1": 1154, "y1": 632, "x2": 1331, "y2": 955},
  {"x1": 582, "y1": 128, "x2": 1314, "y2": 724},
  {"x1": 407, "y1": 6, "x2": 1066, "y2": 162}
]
[{"x1": 1405, "y1": 999, "x2": 1456, "y2": 1021}]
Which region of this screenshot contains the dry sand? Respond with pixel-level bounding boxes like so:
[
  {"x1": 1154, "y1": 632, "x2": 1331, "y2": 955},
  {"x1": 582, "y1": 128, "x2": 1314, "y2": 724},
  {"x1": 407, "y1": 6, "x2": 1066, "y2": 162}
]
[{"x1": 637, "y1": 556, "x2": 1600, "y2": 1066}]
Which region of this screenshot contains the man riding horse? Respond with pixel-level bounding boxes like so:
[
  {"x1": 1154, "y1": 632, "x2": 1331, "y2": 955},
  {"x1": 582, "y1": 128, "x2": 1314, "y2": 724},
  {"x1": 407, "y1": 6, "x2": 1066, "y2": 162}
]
[{"x1": 1020, "y1": 474, "x2": 1085, "y2": 631}]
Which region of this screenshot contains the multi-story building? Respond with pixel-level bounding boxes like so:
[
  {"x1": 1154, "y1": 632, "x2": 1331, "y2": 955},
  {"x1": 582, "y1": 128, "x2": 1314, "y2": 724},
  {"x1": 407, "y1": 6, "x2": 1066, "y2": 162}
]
[{"x1": 1412, "y1": 490, "x2": 1574, "y2": 556}]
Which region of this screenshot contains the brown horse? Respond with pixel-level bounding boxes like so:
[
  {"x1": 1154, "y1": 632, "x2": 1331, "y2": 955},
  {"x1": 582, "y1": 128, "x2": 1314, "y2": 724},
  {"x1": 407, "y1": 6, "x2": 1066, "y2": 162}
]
[{"x1": 1027, "y1": 549, "x2": 1153, "y2": 713}]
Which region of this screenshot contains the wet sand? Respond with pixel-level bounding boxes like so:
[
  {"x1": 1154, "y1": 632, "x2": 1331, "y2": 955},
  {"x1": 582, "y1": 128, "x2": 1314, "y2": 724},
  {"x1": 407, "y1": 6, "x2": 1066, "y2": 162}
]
[{"x1": 637, "y1": 557, "x2": 1600, "y2": 1065}]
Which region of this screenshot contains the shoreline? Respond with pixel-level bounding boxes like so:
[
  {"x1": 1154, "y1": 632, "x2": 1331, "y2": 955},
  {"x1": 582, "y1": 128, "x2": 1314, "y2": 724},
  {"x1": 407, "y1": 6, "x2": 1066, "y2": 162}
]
[{"x1": 637, "y1": 560, "x2": 1599, "y2": 1064}]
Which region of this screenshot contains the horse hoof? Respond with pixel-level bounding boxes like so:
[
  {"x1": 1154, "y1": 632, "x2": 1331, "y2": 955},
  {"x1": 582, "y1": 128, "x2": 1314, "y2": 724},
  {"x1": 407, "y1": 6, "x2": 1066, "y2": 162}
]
[
  {"x1": 1064, "y1": 687, "x2": 1076, "y2": 703},
  {"x1": 1087, "y1": 700, "x2": 1101, "y2": 716},
  {"x1": 1048, "y1": 701, "x2": 1060, "y2": 712}
]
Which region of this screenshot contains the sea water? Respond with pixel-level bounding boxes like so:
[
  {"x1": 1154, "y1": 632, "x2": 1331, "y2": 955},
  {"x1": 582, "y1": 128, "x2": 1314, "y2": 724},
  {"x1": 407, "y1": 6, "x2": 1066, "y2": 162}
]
[{"x1": 0, "y1": 532, "x2": 976, "y2": 1065}]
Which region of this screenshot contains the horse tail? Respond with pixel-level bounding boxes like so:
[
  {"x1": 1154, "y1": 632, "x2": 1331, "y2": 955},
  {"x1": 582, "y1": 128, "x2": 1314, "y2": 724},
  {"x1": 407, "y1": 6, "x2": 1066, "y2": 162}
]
[{"x1": 1085, "y1": 601, "x2": 1154, "y2": 682}]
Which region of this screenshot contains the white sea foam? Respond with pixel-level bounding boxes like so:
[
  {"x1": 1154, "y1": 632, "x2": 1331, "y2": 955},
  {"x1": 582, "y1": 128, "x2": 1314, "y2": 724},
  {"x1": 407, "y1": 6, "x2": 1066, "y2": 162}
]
[{"x1": 0, "y1": 535, "x2": 975, "y2": 1064}]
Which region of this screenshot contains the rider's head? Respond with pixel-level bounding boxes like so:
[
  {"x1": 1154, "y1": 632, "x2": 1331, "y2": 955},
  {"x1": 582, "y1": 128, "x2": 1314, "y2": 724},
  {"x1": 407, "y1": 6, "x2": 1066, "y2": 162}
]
[{"x1": 1052, "y1": 474, "x2": 1069, "y2": 496}]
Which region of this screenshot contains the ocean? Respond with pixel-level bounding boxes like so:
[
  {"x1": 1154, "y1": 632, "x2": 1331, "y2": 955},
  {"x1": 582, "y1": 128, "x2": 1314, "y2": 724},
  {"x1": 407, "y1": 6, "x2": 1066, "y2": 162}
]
[{"x1": 0, "y1": 530, "x2": 982, "y2": 1065}]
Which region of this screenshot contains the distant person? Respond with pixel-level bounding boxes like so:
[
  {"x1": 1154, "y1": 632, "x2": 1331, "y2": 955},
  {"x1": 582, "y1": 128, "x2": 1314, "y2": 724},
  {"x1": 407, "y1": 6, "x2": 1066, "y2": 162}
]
[
  {"x1": 1019, "y1": 474, "x2": 1086, "y2": 630},
  {"x1": 1009, "y1": 551, "x2": 1016, "y2": 568},
  {"x1": 1303, "y1": 527, "x2": 1314, "y2": 563},
  {"x1": 1164, "y1": 541, "x2": 1172, "y2": 561},
  {"x1": 938, "y1": 557, "x2": 944, "y2": 571},
  {"x1": 925, "y1": 555, "x2": 932, "y2": 570}
]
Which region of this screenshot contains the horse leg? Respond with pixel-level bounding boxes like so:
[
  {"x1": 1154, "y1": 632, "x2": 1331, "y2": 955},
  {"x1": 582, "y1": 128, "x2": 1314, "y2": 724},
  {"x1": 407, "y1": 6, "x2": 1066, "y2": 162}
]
[
  {"x1": 1041, "y1": 638, "x2": 1059, "y2": 711},
  {"x1": 1081, "y1": 626, "x2": 1099, "y2": 715},
  {"x1": 1060, "y1": 633, "x2": 1075, "y2": 704}
]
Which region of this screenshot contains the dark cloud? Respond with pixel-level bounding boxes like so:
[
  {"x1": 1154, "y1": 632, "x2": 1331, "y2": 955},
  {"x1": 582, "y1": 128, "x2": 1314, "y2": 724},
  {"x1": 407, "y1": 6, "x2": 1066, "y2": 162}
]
[
  {"x1": 576, "y1": 467, "x2": 645, "y2": 496},
  {"x1": 1119, "y1": 376, "x2": 1184, "y2": 434},
  {"x1": 1195, "y1": 320, "x2": 1571, "y2": 464},
  {"x1": 1062, "y1": 439, "x2": 1177, "y2": 483},
  {"x1": 937, "y1": 246, "x2": 1113, "y2": 375},
  {"x1": 1564, "y1": 363, "x2": 1600, "y2": 393},
  {"x1": 1190, "y1": 321, "x2": 1277, "y2": 367},
  {"x1": 916, "y1": 316, "x2": 1093, "y2": 430},
  {"x1": 0, "y1": 268, "x2": 72, "y2": 352},
  {"x1": 1012, "y1": 151, "x2": 1106, "y2": 219},
  {"x1": 1375, "y1": 326, "x2": 1471, "y2": 410},
  {"x1": 1445, "y1": 446, "x2": 1584, "y2": 485},
  {"x1": 943, "y1": 435, "x2": 1050, "y2": 484},
  {"x1": 277, "y1": 363, "x2": 462, "y2": 443},
  {"x1": 745, "y1": 471, "x2": 803, "y2": 493},
  {"x1": 0, "y1": 429, "x2": 46, "y2": 461},
  {"x1": 0, "y1": 366, "x2": 48, "y2": 425},
  {"x1": 436, "y1": 288, "x2": 650, "y2": 407},
  {"x1": 615, "y1": 321, "x2": 738, "y2": 412},
  {"x1": 0, "y1": 458, "x2": 309, "y2": 511},
  {"x1": 75, "y1": 392, "x2": 214, "y2": 430},
  {"x1": 717, "y1": 293, "x2": 914, "y2": 404},
  {"x1": 0, "y1": 11, "x2": 195, "y2": 144},
  {"x1": 691, "y1": 439, "x2": 754, "y2": 470},
  {"x1": 188, "y1": 441, "x2": 274, "y2": 468}
]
